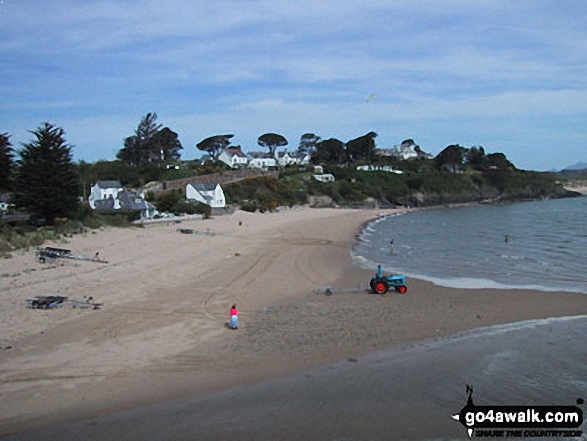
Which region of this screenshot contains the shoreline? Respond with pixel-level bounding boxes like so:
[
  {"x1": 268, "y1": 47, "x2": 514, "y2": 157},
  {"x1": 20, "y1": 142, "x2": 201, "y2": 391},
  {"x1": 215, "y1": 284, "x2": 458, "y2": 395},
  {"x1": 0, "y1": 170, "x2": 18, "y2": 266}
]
[
  {"x1": 355, "y1": 198, "x2": 587, "y2": 295},
  {"x1": 2, "y1": 206, "x2": 587, "y2": 437}
]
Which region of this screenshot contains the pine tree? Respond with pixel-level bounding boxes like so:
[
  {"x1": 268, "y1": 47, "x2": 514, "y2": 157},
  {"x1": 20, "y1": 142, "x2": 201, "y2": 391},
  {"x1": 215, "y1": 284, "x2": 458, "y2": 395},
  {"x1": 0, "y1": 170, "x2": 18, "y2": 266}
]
[
  {"x1": 13, "y1": 123, "x2": 80, "y2": 223},
  {"x1": 0, "y1": 132, "x2": 14, "y2": 192},
  {"x1": 117, "y1": 113, "x2": 182, "y2": 165}
]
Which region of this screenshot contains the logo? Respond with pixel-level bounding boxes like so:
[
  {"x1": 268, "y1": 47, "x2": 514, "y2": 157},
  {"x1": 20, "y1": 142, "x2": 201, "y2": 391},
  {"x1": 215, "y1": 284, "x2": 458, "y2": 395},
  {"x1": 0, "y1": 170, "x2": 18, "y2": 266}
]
[{"x1": 451, "y1": 385, "x2": 584, "y2": 438}]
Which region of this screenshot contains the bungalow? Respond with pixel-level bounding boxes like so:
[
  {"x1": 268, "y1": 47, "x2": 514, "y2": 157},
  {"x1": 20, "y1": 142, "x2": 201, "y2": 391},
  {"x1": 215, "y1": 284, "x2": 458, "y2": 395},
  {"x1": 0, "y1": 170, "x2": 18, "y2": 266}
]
[{"x1": 186, "y1": 182, "x2": 226, "y2": 208}]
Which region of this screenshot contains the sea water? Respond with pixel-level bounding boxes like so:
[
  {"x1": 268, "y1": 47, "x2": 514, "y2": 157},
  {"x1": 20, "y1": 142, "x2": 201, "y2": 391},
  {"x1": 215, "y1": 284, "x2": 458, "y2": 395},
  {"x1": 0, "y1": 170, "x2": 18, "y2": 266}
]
[{"x1": 353, "y1": 196, "x2": 587, "y2": 294}]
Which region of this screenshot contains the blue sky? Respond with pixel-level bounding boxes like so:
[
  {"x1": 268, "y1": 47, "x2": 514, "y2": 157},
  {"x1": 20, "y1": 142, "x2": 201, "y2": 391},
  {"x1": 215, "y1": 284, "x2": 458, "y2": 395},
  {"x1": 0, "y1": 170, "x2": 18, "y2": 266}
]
[{"x1": 1, "y1": 0, "x2": 586, "y2": 171}]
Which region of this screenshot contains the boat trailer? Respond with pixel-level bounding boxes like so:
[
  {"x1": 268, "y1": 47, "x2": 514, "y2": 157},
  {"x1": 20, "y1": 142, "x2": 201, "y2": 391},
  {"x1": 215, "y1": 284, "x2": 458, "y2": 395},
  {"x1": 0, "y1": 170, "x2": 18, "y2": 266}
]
[{"x1": 35, "y1": 247, "x2": 108, "y2": 264}]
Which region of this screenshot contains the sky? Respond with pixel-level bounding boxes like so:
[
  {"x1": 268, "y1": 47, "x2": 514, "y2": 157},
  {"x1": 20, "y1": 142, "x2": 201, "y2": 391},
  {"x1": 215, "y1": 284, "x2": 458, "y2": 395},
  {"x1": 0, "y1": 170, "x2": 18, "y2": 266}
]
[{"x1": 1, "y1": 0, "x2": 586, "y2": 171}]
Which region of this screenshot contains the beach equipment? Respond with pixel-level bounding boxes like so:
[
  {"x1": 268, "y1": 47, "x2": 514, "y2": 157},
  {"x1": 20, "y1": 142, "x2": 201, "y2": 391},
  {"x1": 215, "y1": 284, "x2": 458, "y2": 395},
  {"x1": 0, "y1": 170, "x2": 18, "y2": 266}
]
[
  {"x1": 26, "y1": 295, "x2": 102, "y2": 310},
  {"x1": 35, "y1": 247, "x2": 108, "y2": 264},
  {"x1": 26, "y1": 296, "x2": 68, "y2": 309},
  {"x1": 369, "y1": 265, "x2": 407, "y2": 294}
]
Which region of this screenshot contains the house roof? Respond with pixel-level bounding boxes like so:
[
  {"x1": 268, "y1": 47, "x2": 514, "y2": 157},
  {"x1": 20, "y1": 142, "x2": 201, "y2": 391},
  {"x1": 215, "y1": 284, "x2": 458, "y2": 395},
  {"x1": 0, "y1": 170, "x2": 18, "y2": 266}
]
[
  {"x1": 226, "y1": 146, "x2": 247, "y2": 158},
  {"x1": 188, "y1": 182, "x2": 219, "y2": 191},
  {"x1": 248, "y1": 151, "x2": 273, "y2": 159},
  {"x1": 94, "y1": 191, "x2": 150, "y2": 212},
  {"x1": 95, "y1": 180, "x2": 122, "y2": 189}
]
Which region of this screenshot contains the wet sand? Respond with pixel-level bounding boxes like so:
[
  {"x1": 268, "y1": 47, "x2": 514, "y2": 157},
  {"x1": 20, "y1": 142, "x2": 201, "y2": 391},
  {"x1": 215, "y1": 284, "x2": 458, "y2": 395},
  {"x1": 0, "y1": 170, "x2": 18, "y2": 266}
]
[
  {"x1": 11, "y1": 315, "x2": 587, "y2": 440},
  {"x1": 1, "y1": 207, "x2": 586, "y2": 438}
]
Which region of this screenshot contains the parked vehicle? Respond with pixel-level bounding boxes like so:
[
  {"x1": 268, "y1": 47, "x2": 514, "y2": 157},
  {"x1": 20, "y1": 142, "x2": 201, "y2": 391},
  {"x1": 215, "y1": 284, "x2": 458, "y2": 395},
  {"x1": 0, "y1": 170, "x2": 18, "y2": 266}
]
[{"x1": 369, "y1": 265, "x2": 407, "y2": 294}]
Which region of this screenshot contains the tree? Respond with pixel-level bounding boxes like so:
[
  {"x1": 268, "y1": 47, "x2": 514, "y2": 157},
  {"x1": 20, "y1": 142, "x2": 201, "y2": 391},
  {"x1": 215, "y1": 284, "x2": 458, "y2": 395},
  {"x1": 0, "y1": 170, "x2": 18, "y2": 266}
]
[
  {"x1": 13, "y1": 123, "x2": 80, "y2": 223},
  {"x1": 0, "y1": 132, "x2": 14, "y2": 191},
  {"x1": 196, "y1": 134, "x2": 234, "y2": 160},
  {"x1": 313, "y1": 138, "x2": 345, "y2": 165},
  {"x1": 465, "y1": 146, "x2": 487, "y2": 170},
  {"x1": 258, "y1": 133, "x2": 288, "y2": 155},
  {"x1": 346, "y1": 132, "x2": 377, "y2": 163},
  {"x1": 152, "y1": 127, "x2": 183, "y2": 163},
  {"x1": 117, "y1": 113, "x2": 182, "y2": 165},
  {"x1": 435, "y1": 144, "x2": 467, "y2": 173},
  {"x1": 486, "y1": 152, "x2": 516, "y2": 171},
  {"x1": 297, "y1": 133, "x2": 320, "y2": 156}
]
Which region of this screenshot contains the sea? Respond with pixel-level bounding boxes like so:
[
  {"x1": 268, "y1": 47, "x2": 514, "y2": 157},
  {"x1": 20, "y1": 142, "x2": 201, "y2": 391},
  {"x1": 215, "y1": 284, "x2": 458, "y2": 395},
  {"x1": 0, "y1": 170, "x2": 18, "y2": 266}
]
[{"x1": 353, "y1": 196, "x2": 587, "y2": 294}]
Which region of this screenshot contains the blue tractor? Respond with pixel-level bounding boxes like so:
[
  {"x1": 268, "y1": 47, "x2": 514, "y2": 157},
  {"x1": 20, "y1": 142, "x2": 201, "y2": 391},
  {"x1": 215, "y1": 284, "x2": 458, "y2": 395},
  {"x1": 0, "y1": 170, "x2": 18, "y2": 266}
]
[{"x1": 370, "y1": 265, "x2": 408, "y2": 294}]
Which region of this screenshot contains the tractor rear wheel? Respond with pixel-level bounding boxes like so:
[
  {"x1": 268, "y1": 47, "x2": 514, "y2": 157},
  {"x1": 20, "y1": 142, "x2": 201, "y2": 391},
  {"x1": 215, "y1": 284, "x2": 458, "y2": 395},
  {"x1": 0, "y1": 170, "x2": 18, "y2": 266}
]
[{"x1": 373, "y1": 280, "x2": 389, "y2": 295}]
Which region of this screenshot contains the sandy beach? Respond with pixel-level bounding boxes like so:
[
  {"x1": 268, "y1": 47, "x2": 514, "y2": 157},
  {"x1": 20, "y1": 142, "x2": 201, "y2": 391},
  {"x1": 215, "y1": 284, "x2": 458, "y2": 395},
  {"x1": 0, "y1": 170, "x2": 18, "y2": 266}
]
[{"x1": 1, "y1": 206, "x2": 587, "y2": 438}]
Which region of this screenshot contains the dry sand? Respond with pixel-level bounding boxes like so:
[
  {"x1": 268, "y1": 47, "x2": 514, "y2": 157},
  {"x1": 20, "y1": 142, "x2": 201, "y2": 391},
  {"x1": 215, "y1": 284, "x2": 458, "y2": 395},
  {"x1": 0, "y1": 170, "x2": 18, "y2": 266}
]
[{"x1": 1, "y1": 207, "x2": 586, "y2": 436}]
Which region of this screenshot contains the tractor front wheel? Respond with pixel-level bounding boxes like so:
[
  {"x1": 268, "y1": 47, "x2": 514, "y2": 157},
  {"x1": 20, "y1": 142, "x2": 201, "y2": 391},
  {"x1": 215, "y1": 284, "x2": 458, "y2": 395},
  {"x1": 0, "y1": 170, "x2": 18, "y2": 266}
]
[{"x1": 395, "y1": 285, "x2": 408, "y2": 294}]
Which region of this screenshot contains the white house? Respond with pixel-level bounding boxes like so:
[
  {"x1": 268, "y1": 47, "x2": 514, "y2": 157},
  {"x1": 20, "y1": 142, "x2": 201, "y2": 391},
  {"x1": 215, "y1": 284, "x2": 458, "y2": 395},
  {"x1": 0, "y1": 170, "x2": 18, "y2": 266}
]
[
  {"x1": 186, "y1": 182, "x2": 226, "y2": 208},
  {"x1": 392, "y1": 144, "x2": 419, "y2": 160},
  {"x1": 275, "y1": 151, "x2": 298, "y2": 167},
  {"x1": 88, "y1": 180, "x2": 123, "y2": 209},
  {"x1": 218, "y1": 146, "x2": 249, "y2": 168},
  {"x1": 375, "y1": 140, "x2": 431, "y2": 161},
  {"x1": 247, "y1": 152, "x2": 277, "y2": 169}
]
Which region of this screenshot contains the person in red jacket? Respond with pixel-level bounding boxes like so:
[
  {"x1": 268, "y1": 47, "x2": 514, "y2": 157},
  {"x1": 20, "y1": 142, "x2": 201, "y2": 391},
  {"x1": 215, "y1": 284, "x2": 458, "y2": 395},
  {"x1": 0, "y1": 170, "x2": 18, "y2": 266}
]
[{"x1": 230, "y1": 304, "x2": 238, "y2": 329}]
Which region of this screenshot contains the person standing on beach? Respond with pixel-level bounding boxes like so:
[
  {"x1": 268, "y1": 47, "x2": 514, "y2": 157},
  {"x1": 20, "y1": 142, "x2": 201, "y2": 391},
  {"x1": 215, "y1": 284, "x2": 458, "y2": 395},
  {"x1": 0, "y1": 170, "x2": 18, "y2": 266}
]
[{"x1": 230, "y1": 304, "x2": 238, "y2": 330}]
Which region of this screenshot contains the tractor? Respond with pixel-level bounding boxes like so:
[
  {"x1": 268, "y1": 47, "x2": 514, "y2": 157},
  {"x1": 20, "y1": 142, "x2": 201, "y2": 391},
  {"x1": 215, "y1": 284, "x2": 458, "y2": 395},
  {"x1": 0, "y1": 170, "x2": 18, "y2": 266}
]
[{"x1": 370, "y1": 265, "x2": 408, "y2": 294}]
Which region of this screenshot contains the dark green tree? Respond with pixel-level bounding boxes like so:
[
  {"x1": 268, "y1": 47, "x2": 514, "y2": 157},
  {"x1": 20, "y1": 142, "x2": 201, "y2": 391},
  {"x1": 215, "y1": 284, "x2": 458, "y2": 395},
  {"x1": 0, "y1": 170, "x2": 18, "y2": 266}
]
[
  {"x1": 196, "y1": 134, "x2": 234, "y2": 160},
  {"x1": 0, "y1": 132, "x2": 14, "y2": 191},
  {"x1": 435, "y1": 144, "x2": 467, "y2": 173},
  {"x1": 313, "y1": 138, "x2": 345, "y2": 165},
  {"x1": 346, "y1": 132, "x2": 377, "y2": 163},
  {"x1": 118, "y1": 113, "x2": 161, "y2": 165},
  {"x1": 117, "y1": 113, "x2": 182, "y2": 165},
  {"x1": 465, "y1": 145, "x2": 487, "y2": 170},
  {"x1": 13, "y1": 123, "x2": 80, "y2": 223},
  {"x1": 486, "y1": 152, "x2": 516, "y2": 171},
  {"x1": 152, "y1": 127, "x2": 183, "y2": 163},
  {"x1": 258, "y1": 133, "x2": 288, "y2": 155}
]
